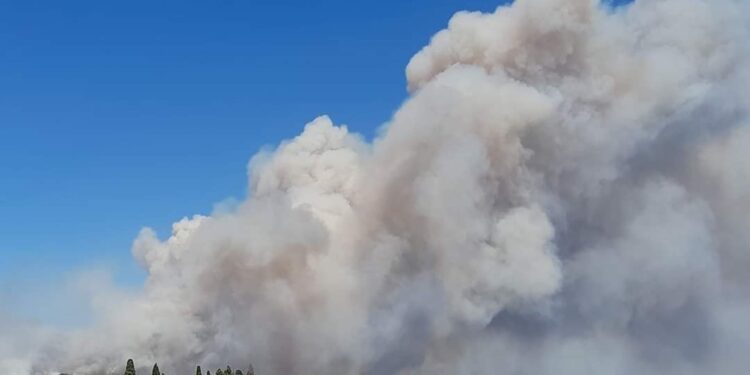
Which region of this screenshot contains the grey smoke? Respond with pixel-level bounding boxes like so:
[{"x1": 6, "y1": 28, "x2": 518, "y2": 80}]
[{"x1": 4, "y1": 0, "x2": 750, "y2": 374}]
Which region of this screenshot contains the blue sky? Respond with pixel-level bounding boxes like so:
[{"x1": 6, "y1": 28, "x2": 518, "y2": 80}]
[{"x1": 0, "y1": 0, "x2": 630, "y2": 326}]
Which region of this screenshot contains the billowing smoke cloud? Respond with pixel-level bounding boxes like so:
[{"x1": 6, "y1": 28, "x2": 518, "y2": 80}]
[{"x1": 7, "y1": 0, "x2": 750, "y2": 373}]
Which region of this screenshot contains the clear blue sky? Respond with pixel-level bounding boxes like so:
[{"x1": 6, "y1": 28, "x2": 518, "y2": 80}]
[{"x1": 0, "y1": 0, "x2": 630, "y2": 326}]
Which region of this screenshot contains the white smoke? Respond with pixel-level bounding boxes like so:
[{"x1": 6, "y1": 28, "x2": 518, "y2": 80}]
[{"x1": 6, "y1": 0, "x2": 750, "y2": 374}]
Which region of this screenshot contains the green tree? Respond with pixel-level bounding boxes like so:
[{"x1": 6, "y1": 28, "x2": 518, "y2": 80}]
[
  {"x1": 196, "y1": 365, "x2": 203, "y2": 375},
  {"x1": 226, "y1": 366, "x2": 232, "y2": 375},
  {"x1": 216, "y1": 369, "x2": 224, "y2": 375},
  {"x1": 124, "y1": 359, "x2": 136, "y2": 375},
  {"x1": 206, "y1": 371, "x2": 211, "y2": 375},
  {"x1": 152, "y1": 363, "x2": 160, "y2": 375}
]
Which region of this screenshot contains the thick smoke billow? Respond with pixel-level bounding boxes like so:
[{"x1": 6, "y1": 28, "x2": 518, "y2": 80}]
[{"x1": 6, "y1": 0, "x2": 750, "y2": 373}]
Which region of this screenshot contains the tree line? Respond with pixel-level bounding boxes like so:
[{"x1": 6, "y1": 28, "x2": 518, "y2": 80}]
[{"x1": 122, "y1": 358, "x2": 255, "y2": 375}]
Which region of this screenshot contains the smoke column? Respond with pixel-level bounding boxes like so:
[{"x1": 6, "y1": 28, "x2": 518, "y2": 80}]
[{"x1": 6, "y1": 0, "x2": 750, "y2": 374}]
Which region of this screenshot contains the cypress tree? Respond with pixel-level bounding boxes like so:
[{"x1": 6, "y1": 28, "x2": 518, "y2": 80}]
[
  {"x1": 207, "y1": 371, "x2": 211, "y2": 375},
  {"x1": 152, "y1": 363, "x2": 160, "y2": 375},
  {"x1": 226, "y1": 366, "x2": 232, "y2": 375},
  {"x1": 124, "y1": 359, "x2": 136, "y2": 375},
  {"x1": 196, "y1": 365, "x2": 203, "y2": 375}
]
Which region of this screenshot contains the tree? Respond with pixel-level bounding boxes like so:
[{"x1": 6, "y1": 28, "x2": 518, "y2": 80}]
[
  {"x1": 216, "y1": 369, "x2": 224, "y2": 375},
  {"x1": 196, "y1": 365, "x2": 203, "y2": 375},
  {"x1": 152, "y1": 363, "x2": 160, "y2": 375},
  {"x1": 124, "y1": 359, "x2": 136, "y2": 375},
  {"x1": 235, "y1": 370, "x2": 243, "y2": 375},
  {"x1": 226, "y1": 366, "x2": 232, "y2": 375},
  {"x1": 207, "y1": 371, "x2": 211, "y2": 375}
]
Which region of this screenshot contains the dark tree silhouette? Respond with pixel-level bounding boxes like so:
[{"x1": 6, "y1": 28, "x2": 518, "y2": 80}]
[
  {"x1": 124, "y1": 359, "x2": 136, "y2": 375},
  {"x1": 117, "y1": 358, "x2": 254, "y2": 375}
]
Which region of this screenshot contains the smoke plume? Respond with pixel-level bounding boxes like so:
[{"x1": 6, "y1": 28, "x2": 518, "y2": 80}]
[{"x1": 6, "y1": 0, "x2": 750, "y2": 373}]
